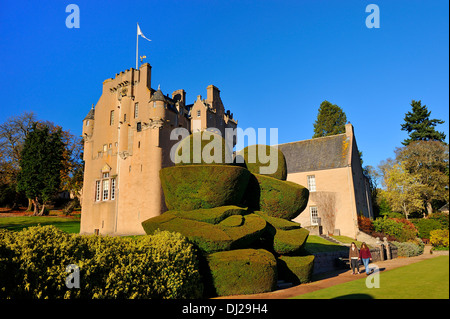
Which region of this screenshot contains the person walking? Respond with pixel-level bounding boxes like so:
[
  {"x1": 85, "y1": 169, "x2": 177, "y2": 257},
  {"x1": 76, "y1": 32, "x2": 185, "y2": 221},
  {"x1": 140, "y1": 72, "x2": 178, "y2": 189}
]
[
  {"x1": 349, "y1": 242, "x2": 360, "y2": 275},
  {"x1": 359, "y1": 242, "x2": 373, "y2": 275}
]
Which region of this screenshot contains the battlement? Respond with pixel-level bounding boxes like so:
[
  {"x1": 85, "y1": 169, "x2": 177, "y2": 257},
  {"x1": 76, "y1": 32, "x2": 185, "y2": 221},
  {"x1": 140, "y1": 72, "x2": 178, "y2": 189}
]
[{"x1": 102, "y1": 63, "x2": 152, "y2": 94}]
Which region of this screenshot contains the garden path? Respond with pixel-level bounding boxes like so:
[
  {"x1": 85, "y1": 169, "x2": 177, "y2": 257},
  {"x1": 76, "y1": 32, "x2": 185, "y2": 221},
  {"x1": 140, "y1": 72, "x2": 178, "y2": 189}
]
[{"x1": 217, "y1": 245, "x2": 448, "y2": 299}]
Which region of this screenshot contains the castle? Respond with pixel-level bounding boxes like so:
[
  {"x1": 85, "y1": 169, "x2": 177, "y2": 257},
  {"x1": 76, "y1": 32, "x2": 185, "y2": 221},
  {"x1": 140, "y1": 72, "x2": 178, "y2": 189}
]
[{"x1": 80, "y1": 63, "x2": 237, "y2": 235}]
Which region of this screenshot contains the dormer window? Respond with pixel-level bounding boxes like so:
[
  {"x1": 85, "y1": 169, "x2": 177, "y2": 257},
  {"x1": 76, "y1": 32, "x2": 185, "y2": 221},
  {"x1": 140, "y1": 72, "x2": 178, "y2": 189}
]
[{"x1": 197, "y1": 110, "x2": 201, "y2": 117}]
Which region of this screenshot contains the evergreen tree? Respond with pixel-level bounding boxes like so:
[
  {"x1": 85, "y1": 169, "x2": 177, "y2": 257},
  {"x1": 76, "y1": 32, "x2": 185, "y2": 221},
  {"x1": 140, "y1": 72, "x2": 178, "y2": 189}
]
[
  {"x1": 313, "y1": 100, "x2": 347, "y2": 138},
  {"x1": 401, "y1": 100, "x2": 446, "y2": 146},
  {"x1": 17, "y1": 123, "x2": 65, "y2": 215}
]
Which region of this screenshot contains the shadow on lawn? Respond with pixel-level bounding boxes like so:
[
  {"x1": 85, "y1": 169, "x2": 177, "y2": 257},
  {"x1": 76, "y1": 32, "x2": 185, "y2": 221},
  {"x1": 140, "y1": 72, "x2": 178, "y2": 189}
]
[{"x1": 333, "y1": 293, "x2": 374, "y2": 299}]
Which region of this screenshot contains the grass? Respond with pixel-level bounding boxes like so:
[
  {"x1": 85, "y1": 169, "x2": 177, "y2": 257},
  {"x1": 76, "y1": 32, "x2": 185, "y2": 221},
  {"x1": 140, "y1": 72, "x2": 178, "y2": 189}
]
[
  {"x1": 0, "y1": 216, "x2": 80, "y2": 233},
  {"x1": 293, "y1": 255, "x2": 449, "y2": 299},
  {"x1": 303, "y1": 235, "x2": 348, "y2": 253}
]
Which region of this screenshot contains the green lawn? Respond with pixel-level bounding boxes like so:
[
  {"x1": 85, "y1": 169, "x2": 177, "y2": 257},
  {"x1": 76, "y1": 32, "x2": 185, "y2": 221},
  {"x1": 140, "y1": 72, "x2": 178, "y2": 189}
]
[
  {"x1": 303, "y1": 235, "x2": 348, "y2": 253},
  {"x1": 293, "y1": 255, "x2": 449, "y2": 299},
  {"x1": 0, "y1": 216, "x2": 80, "y2": 233}
]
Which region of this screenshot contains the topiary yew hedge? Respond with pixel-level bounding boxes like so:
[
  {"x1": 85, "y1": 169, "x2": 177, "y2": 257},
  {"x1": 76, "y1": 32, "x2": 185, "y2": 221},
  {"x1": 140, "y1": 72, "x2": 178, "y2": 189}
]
[
  {"x1": 160, "y1": 165, "x2": 251, "y2": 210},
  {"x1": 205, "y1": 249, "x2": 277, "y2": 296},
  {"x1": 277, "y1": 255, "x2": 315, "y2": 285},
  {"x1": 245, "y1": 173, "x2": 309, "y2": 220},
  {"x1": 235, "y1": 144, "x2": 287, "y2": 180},
  {"x1": 142, "y1": 212, "x2": 267, "y2": 254}
]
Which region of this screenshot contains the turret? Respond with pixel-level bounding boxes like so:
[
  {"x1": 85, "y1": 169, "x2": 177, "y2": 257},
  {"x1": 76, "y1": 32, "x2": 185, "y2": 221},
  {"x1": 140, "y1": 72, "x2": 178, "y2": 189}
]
[
  {"x1": 149, "y1": 85, "x2": 168, "y2": 119},
  {"x1": 82, "y1": 104, "x2": 95, "y2": 139}
]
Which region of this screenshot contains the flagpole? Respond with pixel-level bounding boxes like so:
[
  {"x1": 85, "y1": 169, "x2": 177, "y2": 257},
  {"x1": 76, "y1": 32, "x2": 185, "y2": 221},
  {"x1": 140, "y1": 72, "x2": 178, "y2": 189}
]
[{"x1": 136, "y1": 23, "x2": 139, "y2": 69}]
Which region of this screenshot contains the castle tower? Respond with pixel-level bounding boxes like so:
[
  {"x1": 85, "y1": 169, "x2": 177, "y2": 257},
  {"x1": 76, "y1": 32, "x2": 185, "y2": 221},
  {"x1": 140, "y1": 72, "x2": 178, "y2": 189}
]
[{"x1": 80, "y1": 63, "x2": 237, "y2": 235}]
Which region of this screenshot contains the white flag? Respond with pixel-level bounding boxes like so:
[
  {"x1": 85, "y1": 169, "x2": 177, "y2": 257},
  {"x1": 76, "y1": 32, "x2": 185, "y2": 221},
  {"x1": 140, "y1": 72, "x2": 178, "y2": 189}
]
[{"x1": 137, "y1": 24, "x2": 151, "y2": 42}]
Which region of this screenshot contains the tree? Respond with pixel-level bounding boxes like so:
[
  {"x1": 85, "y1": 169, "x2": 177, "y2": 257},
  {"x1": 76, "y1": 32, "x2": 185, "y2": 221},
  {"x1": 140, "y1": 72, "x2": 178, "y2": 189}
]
[
  {"x1": 396, "y1": 140, "x2": 449, "y2": 216},
  {"x1": 312, "y1": 100, "x2": 347, "y2": 138},
  {"x1": 17, "y1": 123, "x2": 65, "y2": 215},
  {"x1": 401, "y1": 100, "x2": 446, "y2": 146},
  {"x1": 0, "y1": 112, "x2": 36, "y2": 207},
  {"x1": 380, "y1": 161, "x2": 424, "y2": 219}
]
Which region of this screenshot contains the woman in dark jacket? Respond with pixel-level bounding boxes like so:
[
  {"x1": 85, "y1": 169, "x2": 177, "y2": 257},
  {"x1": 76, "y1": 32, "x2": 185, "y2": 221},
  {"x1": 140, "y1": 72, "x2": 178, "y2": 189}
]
[
  {"x1": 349, "y1": 242, "x2": 360, "y2": 275},
  {"x1": 359, "y1": 242, "x2": 373, "y2": 275}
]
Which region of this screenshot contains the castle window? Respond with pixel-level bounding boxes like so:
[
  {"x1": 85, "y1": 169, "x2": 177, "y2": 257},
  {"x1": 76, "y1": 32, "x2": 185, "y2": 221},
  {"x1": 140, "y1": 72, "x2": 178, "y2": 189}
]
[
  {"x1": 103, "y1": 144, "x2": 107, "y2": 152},
  {"x1": 111, "y1": 178, "x2": 116, "y2": 200},
  {"x1": 197, "y1": 110, "x2": 201, "y2": 117},
  {"x1": 153, "y1": 102, "x2": 156, "y2": 108},
  {"x1": 137, "y1": 122, "x2": 142, "y2": 132},
  {"x1": 110, "y1": 110, "x2": 115, "y2": 125},
  {"x1": 310, "y1": 206, "x2": 319, "y2": 226},
  {"x1": 124, "y1": 114, "x2": 127, "y2": 122},
  {"x1": 134, "y1": 102, "x2": 139, "y2": 118},
  {"x1": 102, "y1": 172, "x2": 109, "y2": 178},
  {"x1": 307, "y1": 175, "x2": 316, "y2": 192},
  {"x1": 86, "y1": 120, "x2": 89, "y2": 126},
  {"x1": 95, "y1": 181, "x2": 101, "y2": 202},
  {"x1": 102, "y1": 179, "x2": 110, "y2": 201}
]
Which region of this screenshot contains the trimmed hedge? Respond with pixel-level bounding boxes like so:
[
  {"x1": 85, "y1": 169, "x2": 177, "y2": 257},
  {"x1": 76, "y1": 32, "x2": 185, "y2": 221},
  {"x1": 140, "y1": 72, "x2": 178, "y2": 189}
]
[
  {"x1": 0, "y1": 226, "x2": 202, "y2": 299},
  {"x1": 205, "y1": 249, "x2": 277, "y2": 296},
  {"x1": 170, "y1": 205, "x2": 247, "y2": 224},
  {"x1": 235, "y1": 144, "x2": 287, "y2": 180},
  {"x1": 277, "y1": 255, "x2": 315, "y2": 285},
  {"x1": 160, "y1": 165, "x2": 251, "y2": 210},
  {"x1": 269, "y1": 227, "x2": 310, "y2": 255},
  {"x1": 245, "y1": 173, "x2": 309, "y2": 220},
  {"x1": 142, "y1": 212, "x2": 267, "y2": 254},
  {"x1": 255, "y1": 211, "x2": 301, "y2": 230},
  {"x1": 175, "y1": 131, "x2": 233, "y2": 165}
]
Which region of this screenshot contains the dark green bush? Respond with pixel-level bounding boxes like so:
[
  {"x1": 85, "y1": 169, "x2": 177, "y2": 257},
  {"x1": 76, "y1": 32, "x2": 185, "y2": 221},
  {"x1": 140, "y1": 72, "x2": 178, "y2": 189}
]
[
  {"x1": 245, "y1": 173, "x2": 309, "y2": 220},
  {"x1": 170, "y1": 205, "x2": 248, "y2": 224},
  {"x1": 160, "y1": 165, "x2": 251, "y2": 210},
  {"x1": 269, "y1": 227, "x2": 310, "y2": 255},
  {"x1": 0, "y1": 226, "x2": 203, "y2": 299},
  {"x1": 142, "y1": 212, "x2": 267, "y2": 254},
  {"x1": 429, "y1": 212, "x2": 449, "y2": 230},
  {"x1": 235, "y1": 144, "x2": 287, "y2": 180},
  {"x1": 255, "y1": 211, "x2": 301, "y2": 230},
  {"x1": 277, "y1": 255, "x2": 315, "y2": 285},
  {"x1": 412, "y1": 218, "x2": 443, "y2": 239},
  {"x1": 205, "y1": 249, "x2": 277, "y2": 296},
  {"x1": 175, "y1": 131, "x2": 233, "y2": 165}
]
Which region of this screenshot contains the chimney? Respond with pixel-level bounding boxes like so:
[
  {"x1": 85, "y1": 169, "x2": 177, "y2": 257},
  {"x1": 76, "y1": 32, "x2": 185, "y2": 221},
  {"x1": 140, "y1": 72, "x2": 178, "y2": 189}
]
[{"x1": 206, "y1": 85, "x2": 220, "y2": 104}]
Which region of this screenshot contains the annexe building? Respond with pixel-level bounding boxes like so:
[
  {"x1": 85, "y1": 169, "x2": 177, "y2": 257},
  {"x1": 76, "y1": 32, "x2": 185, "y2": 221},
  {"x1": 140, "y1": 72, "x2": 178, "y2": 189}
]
[{"x1": 278, "y1": 123, "x2": 373, "y2": 238}]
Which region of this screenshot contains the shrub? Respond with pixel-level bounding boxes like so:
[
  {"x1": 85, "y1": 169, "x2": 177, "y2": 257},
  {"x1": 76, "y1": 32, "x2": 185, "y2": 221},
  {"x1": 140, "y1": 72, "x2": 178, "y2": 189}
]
[
  {"x1": 160, "y1": 165, "x2": 251, "y2": 210},
  {"x1": 412, "y1": 218, "x2": 442, "y2": 240},
  {"x1": 255, "y1": 211, "x2": 301, "y2": 230},
  {"x1": 205, "y1": 249, "x2": 277, "y2": 296},
  {"x1": 430, "y1": 229, "x2": 449, "y2": 248},
  {"x1": 0, "y1": 226, "x2": 203, "y2": 299},
  {"x1": 141, "y1": 212, "x2": 267, "y2": 254},
  {"x1": 170, "y1": 205, "x2": 247, "y2": 224},
  {"x1": 357, "y1": 215, "x2": 374, "y2": 234},
  {"x1": 373, "y1": 216, "x2": 418, "y2": 242},
  {"x1": 245, "y1": 173, "x2": 309, "y2": 220},
  {"x1": 267, "y1": 226, "x2": 309, "y2": 255},
  {"x1": 429, "y1": 212, "x2": 449, "y2": 230},
  {"x1": 391, "y1": 240, "x2": 424, "y2": 257},
  {"x1": 174, "y1": 131, "x2": 233, "y2": 165},
  {"x1": 235, "y1": 144, "x2": 287, "y2": 180},
  {"x1": 277, "y1": 255, "x2": 315, "y2": 284}
]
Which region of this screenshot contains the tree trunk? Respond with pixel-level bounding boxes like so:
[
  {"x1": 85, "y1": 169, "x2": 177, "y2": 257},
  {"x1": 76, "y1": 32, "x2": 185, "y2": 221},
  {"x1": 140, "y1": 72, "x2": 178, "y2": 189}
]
[
  {"x1": 426, "y1": 201, "x2": 433, "y2": 217},
  {"x1": 38, "y1": 203, "x2": 46, "y2": 216},
  {"x1": 32, "y1": 198, "x2": 40, "y2": 216},
  {"x1": 27, "y1": 198, "x2": 33, "y2": 212}
]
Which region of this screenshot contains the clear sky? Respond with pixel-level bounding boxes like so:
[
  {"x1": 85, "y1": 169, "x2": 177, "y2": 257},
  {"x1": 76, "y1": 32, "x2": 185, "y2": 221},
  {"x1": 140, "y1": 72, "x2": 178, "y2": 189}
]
[{"x1": 0, "y1": 0, "x2": 448, "y2": 169}]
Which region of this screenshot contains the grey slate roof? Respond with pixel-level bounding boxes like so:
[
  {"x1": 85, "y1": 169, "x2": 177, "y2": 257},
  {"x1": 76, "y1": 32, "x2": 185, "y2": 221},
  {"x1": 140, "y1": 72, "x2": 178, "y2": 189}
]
[
  {"x1": 278, "y1": 134, "x2": 351, "y2": 173},
  {"x1": 84, "y1": 106, "x2": 95, "y2": 120}
]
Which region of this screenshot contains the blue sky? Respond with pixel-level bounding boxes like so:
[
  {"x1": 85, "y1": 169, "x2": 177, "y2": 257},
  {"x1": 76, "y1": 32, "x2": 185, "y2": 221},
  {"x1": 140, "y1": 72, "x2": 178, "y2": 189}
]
[{"x1": 0, "y1": 0, "x2": 448, "y2": 169}]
